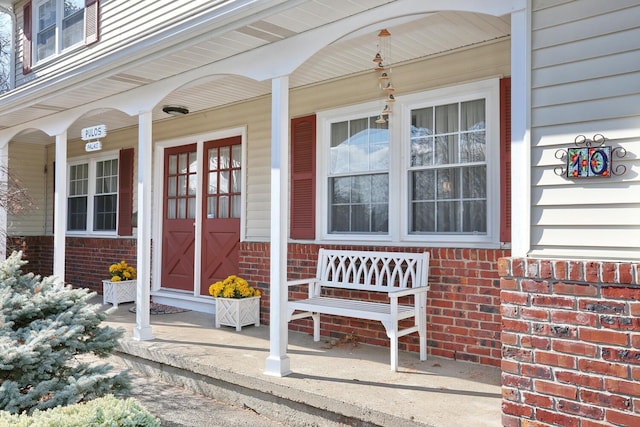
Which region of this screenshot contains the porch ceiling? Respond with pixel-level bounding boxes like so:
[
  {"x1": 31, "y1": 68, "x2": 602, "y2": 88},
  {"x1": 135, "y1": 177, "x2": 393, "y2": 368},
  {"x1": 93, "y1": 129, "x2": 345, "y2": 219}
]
[{"x1": 0, "y1": 1, "x2": 510, "y2": 145}]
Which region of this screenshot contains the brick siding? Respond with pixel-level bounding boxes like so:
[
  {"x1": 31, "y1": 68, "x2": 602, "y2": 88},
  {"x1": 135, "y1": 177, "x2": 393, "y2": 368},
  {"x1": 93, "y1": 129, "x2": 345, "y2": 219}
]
[
  {"x1": 9, "y1": 236, "x2": 136, "y2": 293},
  {"x1": 240, "y1": 242, "x2": 509, "y2": 367},
  {"x1": 500, "y1": 257, "x2": 640, "y2": 426},
  {"x1": 12, "y1": 237, "x2": 507, "y2": 367}
]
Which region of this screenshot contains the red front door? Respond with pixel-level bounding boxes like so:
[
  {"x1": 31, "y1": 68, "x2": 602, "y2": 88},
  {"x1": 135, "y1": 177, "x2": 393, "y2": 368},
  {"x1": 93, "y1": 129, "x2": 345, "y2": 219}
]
[
  {"x1": 161, "y1": 144, "x2": 197, "y2": 291},
  {"x1": 200, "y1": 137, "x2": 242, "y2": 295}
]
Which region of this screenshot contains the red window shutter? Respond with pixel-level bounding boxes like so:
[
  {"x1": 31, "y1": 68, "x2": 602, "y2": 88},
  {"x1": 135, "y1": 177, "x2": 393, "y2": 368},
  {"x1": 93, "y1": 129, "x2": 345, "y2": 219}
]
[
  {"x1": 22, "y1": 1, "x2": 32, "y2": 74},
  {"x1": 499, "y1": 77, "x2": 512, "y2": 243},
  {"x1": 118, "y1": 148, "x2": 134, "y2": 236},
  {"x1": 85, "y1": 0, "x2": 100, "y2": 45},
  {"x1": 290, "y1": 115, "x2": 316, "y2": 240}
]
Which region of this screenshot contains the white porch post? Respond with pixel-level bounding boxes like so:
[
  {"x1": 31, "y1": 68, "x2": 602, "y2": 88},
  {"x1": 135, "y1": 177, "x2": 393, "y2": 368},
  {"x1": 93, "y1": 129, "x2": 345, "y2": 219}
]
[
  {"x1": 264, "y1": 75, "x2": 292, "y2": 377},
  {"x1": 133, "y1": 111, "x2": 153, "y2": 340},
  {"x1": 510, "y1": 2, "x2": 531, "y2": 257},
  {"x1": 53, "y1": 132, "x2": 67, "y2": 285},
  {"x1": 0, "y1": 140, "x2": 7, "y2": 259}
]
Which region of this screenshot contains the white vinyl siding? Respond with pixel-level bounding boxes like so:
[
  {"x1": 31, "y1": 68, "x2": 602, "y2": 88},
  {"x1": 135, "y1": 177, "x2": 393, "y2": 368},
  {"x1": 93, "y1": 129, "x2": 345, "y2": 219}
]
[
  {"x1": 529, "y1": 0, "x2": 640, "y2": 260},
  {"x1": 15, "y1": 0, "x2": 247, "y2": 87},
  {"x1": 7, "y1": 142, "x2": 48, "y2": 236},
  {"x1": 31, "y1": 40, "x2": 508, "y2": 242}
]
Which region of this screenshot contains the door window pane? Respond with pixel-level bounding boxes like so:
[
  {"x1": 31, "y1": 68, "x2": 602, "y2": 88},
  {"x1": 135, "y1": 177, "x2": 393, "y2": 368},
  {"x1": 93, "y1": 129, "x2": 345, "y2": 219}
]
[{"x1": 206, "y1": 143, "x2": 241, "y2": 219}]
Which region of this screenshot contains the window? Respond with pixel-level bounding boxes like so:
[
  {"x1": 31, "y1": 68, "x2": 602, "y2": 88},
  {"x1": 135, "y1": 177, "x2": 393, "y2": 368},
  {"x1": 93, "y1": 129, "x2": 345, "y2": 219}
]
[
  {"x1": 328, "y1": 117, "x2": 389, "y2": 233},
  {"x1": 67, "y1": 155, "x2": 118, "y2": 234},
  {"x1": 94, "y1": 158, "x2": 118, "y2": 230},
  {"x1": 409, "y1": 99, "x2": 487, "y2": 234},
  {"x1": 318, "y1": 79, "x2": 500, "y2": 246},
  {"x1": 35, "y1": 0, "x2": 84, "y2": 62}
]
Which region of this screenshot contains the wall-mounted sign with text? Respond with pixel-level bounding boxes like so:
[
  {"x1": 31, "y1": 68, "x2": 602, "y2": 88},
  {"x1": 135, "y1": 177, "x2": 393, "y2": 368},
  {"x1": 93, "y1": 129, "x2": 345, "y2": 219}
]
[{"x1": 81, "y1": 124, "x2": 107, "y2": 152}]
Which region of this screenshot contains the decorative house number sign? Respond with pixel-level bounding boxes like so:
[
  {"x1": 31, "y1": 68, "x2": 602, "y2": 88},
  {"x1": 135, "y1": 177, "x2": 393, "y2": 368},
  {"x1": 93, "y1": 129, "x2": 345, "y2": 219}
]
[
  {"x1": 554, "y1": 134, "x2": 626, "y2": 179},
  {"x1": 81, "y1": 124, "x2": 106, "y2": 152}
]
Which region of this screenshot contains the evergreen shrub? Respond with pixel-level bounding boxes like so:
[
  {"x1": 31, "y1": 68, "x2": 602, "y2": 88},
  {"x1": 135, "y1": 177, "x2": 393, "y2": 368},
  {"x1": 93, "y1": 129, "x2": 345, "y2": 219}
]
[
  {"x1": 0, "y1": 395, "x2": 159, "y2": 426},
  {"x1": 0, "y1": 252, "x2": 130, "y2": 415}
]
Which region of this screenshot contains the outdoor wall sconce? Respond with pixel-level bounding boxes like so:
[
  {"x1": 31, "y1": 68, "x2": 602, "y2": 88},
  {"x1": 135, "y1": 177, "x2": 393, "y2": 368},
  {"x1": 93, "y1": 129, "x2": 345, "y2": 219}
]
[
  {"x1": 162, "y1": 105, "x2": 189, "y2": 116},
  {"x1": 554, "y1": 134, "x2": 627, "y2": 178}
]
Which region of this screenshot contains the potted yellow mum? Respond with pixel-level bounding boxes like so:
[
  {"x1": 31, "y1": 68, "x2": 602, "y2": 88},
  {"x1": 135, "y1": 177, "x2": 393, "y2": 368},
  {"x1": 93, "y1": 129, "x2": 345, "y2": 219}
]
[
  {"x1": 102, "y1": 260, "x2": 137, "y2": 307},
  {"x1": 209, "y1": 275, "x2": 261, "y2": 331}
]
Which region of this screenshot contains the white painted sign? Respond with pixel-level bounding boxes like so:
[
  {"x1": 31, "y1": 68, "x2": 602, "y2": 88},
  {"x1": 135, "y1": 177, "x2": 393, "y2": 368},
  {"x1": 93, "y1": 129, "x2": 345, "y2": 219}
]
[
  {"x1": 81, "y1": 124, "x2": 107, "y2": 141},
  {"x1": 85, "y1": 141, "x2": 102, "y2": 152}
]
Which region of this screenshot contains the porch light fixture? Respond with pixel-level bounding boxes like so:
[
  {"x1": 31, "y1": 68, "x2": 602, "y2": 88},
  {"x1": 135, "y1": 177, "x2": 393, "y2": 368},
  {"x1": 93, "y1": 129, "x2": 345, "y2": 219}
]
[{"x1": 162, "y1": 105, "x2": 189, "y2": 116}]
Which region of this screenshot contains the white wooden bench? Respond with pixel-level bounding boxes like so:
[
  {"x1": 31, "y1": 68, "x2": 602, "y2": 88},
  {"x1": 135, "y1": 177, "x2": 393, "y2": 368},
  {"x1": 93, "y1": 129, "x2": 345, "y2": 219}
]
[{"x1": 287, "y1": 249, "x2": 429, "y2": 371}]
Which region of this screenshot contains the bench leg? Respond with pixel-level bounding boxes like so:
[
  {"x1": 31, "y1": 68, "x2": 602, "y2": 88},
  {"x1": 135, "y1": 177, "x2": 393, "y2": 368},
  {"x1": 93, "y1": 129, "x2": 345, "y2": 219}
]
[
  {"x1": 383, "y1": 320, "x2": 399, "y2": 371},
  {"x1": 390, "y1": 330, "x2": 398, "y2": 371},
  {"x1": 312, "y1": 312, "x2": 320, "y2": 341},
  {"x1": 418, "y1": 294, "x2": 427, "y2": 361}
]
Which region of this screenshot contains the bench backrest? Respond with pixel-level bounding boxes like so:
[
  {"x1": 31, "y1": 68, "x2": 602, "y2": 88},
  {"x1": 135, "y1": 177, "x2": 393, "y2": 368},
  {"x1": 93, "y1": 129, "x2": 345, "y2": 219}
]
[{"x1": 315, "y1": 249, "x2": 429, "y2": 293}]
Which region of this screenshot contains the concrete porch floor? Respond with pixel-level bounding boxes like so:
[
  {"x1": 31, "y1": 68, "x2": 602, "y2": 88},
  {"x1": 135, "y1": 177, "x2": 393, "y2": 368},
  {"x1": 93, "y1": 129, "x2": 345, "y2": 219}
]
[{"x1": 102, "y1": 301, "x2": 502, "y2": 427}]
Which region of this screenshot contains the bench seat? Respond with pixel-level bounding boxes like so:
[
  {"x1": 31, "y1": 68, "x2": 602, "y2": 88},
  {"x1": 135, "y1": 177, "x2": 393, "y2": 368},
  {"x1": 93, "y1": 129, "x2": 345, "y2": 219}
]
[
  {"x1": 287, "y1": 249, "x2": 430, "y2": 371},
  {"x1": 289, "y1": 296, "x2": 416, "y2": 322}
]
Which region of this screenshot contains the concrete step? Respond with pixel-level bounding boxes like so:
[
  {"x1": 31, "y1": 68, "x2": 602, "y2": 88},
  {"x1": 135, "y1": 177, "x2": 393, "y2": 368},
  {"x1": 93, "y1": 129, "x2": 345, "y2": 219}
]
[{"x1": 112, "y1": 342, "x2": 421, "y2": 427}]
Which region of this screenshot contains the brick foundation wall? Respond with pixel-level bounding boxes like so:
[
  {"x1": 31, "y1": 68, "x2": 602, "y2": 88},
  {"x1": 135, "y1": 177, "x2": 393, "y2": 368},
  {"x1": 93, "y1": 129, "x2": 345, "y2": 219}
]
[
  {"x1": 8, "y1": 236, "x2": 54, "y2": 277},
  {"x1": 240, "y1": 242, "x2": 509, "y2": 367},
  {"x1": 499, "y1": 257, "x2": 640, "y2": 427},
  {"x1": 13, "y1": 236, "x2": 506, "y2": 367},
  {"x1": 9, "y1": 236, "x2": 137, "y2": 293}
]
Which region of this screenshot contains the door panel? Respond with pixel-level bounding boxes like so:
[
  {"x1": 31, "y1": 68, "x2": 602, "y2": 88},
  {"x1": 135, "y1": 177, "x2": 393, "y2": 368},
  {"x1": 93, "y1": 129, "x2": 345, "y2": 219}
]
[
  {"x1": 201, "y1": 137, "x2": 241, "y2": 295},
  {"x1": 162, "y1": 144, "x2": 197, "y2": 291}
]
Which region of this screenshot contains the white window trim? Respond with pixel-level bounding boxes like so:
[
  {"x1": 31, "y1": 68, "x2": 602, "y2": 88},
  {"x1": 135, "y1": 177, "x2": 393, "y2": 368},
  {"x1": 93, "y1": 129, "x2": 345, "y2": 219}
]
[
  {"x1": 66, "y1": 150, "x2": 119, "y2": 237},
  {"x1": 317, "y1": 100, "x2": 396, "y2": 243},
  {"x1": 316, "y1": 78, "x2": 501, "y2": 248},
  {"x1": 33, "y1": 0, "x2": 85, "y2": 65}
]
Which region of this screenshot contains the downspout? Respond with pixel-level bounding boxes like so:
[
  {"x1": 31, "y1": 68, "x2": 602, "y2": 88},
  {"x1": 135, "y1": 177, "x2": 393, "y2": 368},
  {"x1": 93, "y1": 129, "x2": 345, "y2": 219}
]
[{"x1": 0, "y1": 5, "x2": 16, "y2": 91}]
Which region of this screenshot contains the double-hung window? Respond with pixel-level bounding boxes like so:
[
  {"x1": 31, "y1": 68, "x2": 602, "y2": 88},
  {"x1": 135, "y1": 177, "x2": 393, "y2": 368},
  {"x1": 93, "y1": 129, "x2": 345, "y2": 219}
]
[
  {"x1": 67, "y1": 155, "x2": 119, "y2": 234},
  {"x1": 35, "y1": 0, "x2": 84, "y2": 62},
  {"x1": 328, "y1": 116, "x2": 389, "y2": 233},
  {"x1": 318, "y1": 79, "x2": 500, "y2": 246},
  {"x1": 408, "y1": 99, "x2": 487, "y2": 234}
]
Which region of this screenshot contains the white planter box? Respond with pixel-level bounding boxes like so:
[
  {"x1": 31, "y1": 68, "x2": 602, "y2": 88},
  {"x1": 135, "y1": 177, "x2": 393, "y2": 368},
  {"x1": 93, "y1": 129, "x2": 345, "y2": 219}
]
[
  {"x1": 215, "y1": 296, "x2": 261, "y2": 331},
  {"x1": 102, "y1": 279, "x2": 137, "y2": 308}
]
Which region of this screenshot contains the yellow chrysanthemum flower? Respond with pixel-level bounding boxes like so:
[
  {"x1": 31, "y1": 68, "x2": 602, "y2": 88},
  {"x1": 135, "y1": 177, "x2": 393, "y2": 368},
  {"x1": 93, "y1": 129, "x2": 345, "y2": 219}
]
[
  {"x1": 108, "y1": 260, "x2": 137, "y2": 281},
  {"x1": 208, "y1": 275, "x2": 260, "y2": 299}
]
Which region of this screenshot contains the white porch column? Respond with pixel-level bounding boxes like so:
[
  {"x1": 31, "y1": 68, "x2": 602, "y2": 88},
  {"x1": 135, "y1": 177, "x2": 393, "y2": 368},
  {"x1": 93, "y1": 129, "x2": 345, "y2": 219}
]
[
  {"x1": 510, "y1": 2, "x2": 531, "y2": 257},
  {"x1": 133, "y1": 111, "x2": 153, "y2": 340},
  {"x1": 53, "y1": 132, "x2": 67, "y2": 285},
  {"x1": 0, "y1": 140, "x2": 8, "y2": 259},
  {"x1": 264, "y1": 75, "x2": 292, "y2": 377}
]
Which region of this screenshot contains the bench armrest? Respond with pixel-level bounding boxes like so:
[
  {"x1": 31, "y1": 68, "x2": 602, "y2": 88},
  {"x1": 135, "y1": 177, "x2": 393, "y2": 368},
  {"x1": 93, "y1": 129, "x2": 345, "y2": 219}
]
[
  {"x1": 287, "y1": 278, "x2": 320, "y2": 298},
  {"x1": 287, "y1": 278, "x2": 316, "y2": 287},
  {"x1": 388, "y1": 286, "x2": 429, "y2": 298}
]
